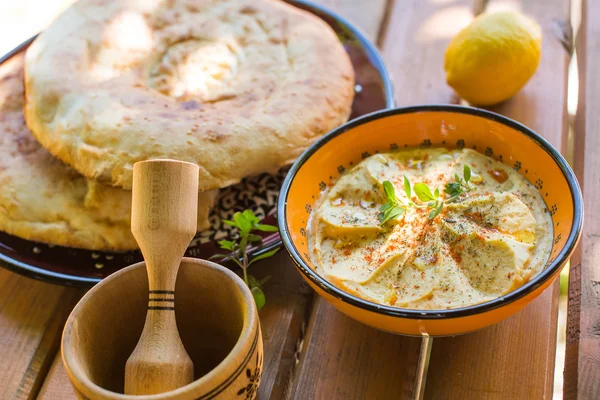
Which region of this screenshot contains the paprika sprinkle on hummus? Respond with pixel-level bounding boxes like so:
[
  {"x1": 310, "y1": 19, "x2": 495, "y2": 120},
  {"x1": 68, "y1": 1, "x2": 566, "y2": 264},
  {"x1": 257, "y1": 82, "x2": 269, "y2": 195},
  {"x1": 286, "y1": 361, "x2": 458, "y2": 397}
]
[{"x1": 307, "y1": 148, "x2": 552, "y2": 310}]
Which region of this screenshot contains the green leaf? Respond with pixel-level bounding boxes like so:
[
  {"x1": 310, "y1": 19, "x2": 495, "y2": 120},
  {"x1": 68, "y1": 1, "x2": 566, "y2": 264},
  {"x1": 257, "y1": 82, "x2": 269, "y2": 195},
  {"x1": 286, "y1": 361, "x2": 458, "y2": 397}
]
[
  {"x1": 242, "y1": 209, "x2": 258, "y2": 221},
  {"x1": 208, "y1": 253, "x2": 230, "y2": 260},
  {"x1": 379, "y1": 203, "x2": 392, "y2": 212},
  {"x1": 403, "y1": 176, "x2": 411, "y2": 199},
  {"x1": 444, "y1": 182, "x2": 462, "y2": 196},
  {"x1": 379, "y1": 205, "x2": 405, "y2": 225},
  {"x1": 434, "y1": 187, "x2": 440, "y2": 199},
  {"x1": 247, "y1": 234, "x2": 263, "y2": 243},
  {"x1": 382, "y1": 181, "x2": 396, "y2": 204},
  {"x1": 454, "y1": 173, "x2": 461, "y2": 183},
  {"x1": 251, "y1": 286, "x2": 266, "y2": 310},
  {"x1": 238, "y1": 235, "x2": 248, "y2": 256},
  {"x1": 233, "y1": 212, "x2": 252, "y2": 235},
  {"x1": 381, "y1": 207, "x2": 394, "y2": 219},
  {"x1": 242, "y1": 209, "x2": 258, "y2": 223},
  {"x1": 414, "y1": 183, "x2": 436, "y2": 202},
  {"x1": 463, "y1": 164, "x2": 471, "y2": 183},
  {"x1": 217, "y1": 240, "x2": 236, "y2": 251},
  {"x1": 232, "y1": 211, "x2": 244, "y2": 226},
  {"x1": 248, "y1": 248, "x2": 281, "y2": 266},
  {"x1": 222, "y1": 219, "x2": 236, "y2": 228},
  {"x1": 247, "y1": 274, "x2": 261, "y2": 288},
  {"x1": 428, "y1": 201, "x2": 444, "y2": 219},
  {"x1": 254, "y1": 224, "x2": 279, "y2": 232},
  {"x1": 247, "y1": 274, "x2": 272, "y2": 289},
  {"x1": 387, "y1": 206, "x2": 405, "y2": 220}
]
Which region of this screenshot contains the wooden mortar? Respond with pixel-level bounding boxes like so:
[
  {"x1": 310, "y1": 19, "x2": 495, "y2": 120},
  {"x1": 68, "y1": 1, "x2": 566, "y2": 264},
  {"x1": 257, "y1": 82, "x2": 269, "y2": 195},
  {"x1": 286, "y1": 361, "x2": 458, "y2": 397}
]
[{"x1": 61, "y1": 159, "x2": 263, "y2": 399}]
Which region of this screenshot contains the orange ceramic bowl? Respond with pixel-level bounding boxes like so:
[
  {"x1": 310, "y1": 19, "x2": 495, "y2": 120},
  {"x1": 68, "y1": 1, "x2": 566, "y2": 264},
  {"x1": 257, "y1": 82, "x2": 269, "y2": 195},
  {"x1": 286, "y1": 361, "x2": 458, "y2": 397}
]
[{"x1": 278, "y1": 105, "x2": 583, "y2": 337}]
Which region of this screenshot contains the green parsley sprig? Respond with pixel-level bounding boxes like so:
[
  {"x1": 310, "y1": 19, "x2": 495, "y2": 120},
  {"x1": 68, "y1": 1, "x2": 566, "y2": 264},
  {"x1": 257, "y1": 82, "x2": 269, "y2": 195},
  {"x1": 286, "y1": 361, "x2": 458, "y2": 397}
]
[
  {"x1": 211, "y1": 210, "x2": 279, "y2": 310},
  {"x1": 378, "y1": 164, "x2": 472, "y2": 224}
]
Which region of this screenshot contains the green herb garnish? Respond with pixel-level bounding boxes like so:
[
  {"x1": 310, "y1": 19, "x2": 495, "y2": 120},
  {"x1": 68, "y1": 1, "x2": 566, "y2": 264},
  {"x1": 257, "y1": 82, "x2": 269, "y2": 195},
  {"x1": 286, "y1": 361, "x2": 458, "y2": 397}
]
[
  {"x1": 211, "y1": 209, "x2": 279, "y2": 310},
  {"x1": 444, "y1": 164, "x2": 473, "y2": 199},
  {"x1": 378, "y1": 165, "x2": 473, "y2": 224},
  {"x1": 378, "y1": 180, "x2": 408, "y2": 225}
]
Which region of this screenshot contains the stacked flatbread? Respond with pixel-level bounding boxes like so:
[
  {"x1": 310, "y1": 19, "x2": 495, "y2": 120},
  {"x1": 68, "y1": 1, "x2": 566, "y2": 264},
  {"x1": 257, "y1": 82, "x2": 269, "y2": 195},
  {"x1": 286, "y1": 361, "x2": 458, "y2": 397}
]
[
  {"x1": 0, "y1": 0, "x2": 354, "y2": 251},
  {"x1": 0, "y1": 56, "x2": 217, "y2": 250}
]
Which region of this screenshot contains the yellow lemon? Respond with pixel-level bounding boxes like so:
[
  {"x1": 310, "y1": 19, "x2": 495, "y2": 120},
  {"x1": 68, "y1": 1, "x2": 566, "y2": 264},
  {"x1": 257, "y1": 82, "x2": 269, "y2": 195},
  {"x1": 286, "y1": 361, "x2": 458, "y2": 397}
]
[{"x1": 444, "y1": 11, "x2": 542, "y2": 106}]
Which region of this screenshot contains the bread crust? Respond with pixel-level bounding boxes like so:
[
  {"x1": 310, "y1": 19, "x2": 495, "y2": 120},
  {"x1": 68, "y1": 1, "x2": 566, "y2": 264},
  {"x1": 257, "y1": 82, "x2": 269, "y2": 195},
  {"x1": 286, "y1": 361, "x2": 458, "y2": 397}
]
[{"x1": 24, "y1": 0, "x2": 355, "y2": 190}]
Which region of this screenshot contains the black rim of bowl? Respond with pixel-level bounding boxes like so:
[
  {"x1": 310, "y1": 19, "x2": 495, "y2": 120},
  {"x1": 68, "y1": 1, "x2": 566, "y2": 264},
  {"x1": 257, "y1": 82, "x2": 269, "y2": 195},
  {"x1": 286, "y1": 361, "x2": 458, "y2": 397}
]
[
  {"x1": 278, "y1": 104, "x2": 583, "y2": 320},
  {"x1": 0, "y1": 0, "x2": 394, "y2": 287}
]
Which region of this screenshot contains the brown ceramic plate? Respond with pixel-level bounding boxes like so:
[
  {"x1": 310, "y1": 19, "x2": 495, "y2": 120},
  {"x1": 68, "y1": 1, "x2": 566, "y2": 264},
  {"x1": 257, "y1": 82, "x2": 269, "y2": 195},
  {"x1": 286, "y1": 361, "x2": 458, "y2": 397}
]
[{"x1": 0, "y1": 0, "x2": 394, "y2": 287}]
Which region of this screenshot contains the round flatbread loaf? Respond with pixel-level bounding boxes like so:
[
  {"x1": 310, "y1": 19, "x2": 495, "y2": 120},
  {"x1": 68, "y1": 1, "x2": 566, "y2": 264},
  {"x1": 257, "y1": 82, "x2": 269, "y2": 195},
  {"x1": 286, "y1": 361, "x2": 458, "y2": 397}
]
[
  {"x1": 24, "y1": 0, "x2": 355, "y2": 190},
  {"x1": 0, "y1": 56, "x2": 217, "y2": 251}
]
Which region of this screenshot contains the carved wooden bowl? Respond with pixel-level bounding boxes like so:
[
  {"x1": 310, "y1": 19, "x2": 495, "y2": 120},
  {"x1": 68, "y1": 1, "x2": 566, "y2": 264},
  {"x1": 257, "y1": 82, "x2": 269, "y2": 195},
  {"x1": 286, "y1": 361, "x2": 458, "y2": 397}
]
[{"x1": 62, "y1": 258, "x2": 262, "y2": 399}]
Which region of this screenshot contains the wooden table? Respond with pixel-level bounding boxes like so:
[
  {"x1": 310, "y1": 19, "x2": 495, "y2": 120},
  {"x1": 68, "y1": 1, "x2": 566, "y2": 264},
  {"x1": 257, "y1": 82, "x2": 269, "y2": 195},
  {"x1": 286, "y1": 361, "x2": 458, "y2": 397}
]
[{"x1": 1, "y1": 0, "x2": 597, "y2": 399}]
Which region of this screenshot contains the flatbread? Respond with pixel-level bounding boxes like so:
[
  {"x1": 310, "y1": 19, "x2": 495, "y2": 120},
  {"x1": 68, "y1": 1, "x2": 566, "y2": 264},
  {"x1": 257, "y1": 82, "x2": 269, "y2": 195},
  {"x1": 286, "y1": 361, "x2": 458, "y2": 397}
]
[
  {"x1": 24, "y1": 0, "x2": 355, "y2": 190},
  {"x1": 0, "y1": 55, "x2": 217, "y2": 251}
]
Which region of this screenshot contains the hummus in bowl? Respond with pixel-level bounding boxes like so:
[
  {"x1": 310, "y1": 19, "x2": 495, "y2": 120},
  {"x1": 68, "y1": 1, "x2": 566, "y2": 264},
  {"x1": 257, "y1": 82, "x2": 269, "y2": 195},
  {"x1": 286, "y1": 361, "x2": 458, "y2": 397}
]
[
  {"x1": 308, "y1": 148, "x2": 553, "y2": 310},
  {"x1": 278, "y1": 105, "x2": 582, "y2": 336}
]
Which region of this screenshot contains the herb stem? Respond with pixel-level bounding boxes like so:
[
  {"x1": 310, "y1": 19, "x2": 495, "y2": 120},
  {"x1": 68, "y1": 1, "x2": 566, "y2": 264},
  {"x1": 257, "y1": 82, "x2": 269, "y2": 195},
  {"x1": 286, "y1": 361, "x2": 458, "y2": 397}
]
[
  {"x1": 412, "y1": 203, "x2": 429, "y2": 209},
  {"x1": 241, "y1": 238, "x2": 249, "y2": 285},
  {"x1": 215, "y1": 209, "x2": 280, "y2": 310},
  {"x1": 445, "y1": 193, "x2": 462, "y2": 203},
  {"x1": 242, "y1": 261, "x2": 249, "y2": 286}
]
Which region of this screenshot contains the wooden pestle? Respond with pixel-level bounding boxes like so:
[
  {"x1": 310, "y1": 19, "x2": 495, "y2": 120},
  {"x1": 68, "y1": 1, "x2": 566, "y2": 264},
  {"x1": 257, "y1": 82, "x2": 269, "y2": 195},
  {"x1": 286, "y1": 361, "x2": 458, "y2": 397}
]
[{"x1": 124, "y1": 159, "x2": 198, "y2": 395}]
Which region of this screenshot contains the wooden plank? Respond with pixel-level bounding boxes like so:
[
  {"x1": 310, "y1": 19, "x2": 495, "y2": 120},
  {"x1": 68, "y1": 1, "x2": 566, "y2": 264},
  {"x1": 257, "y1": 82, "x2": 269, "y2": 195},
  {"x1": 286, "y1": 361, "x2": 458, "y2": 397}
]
[
  {"x1": 427, "y1": 288, "x2": 560, "y2": 399},
  {"x1": 310, "y1": 0, "x2": 389, "y2": 43},
  {"x1": 289, "y1": 1, "x2": 473, "y2": 399},
  {"x1": 426, "y1": 1, "x2": 571, "y2": 399},
  {"x1": 253, "y1": 252, "x2": 313, "y2": 399},
  {"x1": 37, "y1": 354, "x2": 75, "y2": 400},
  {"x1": 291, "y1": 298, "x2": 421, "y2": 399},
  {"x1": 0, "y1": 270, "x2": 81, "y2": 399},
  {"x1": 380, "y1": 0, "x2": 473, "y2": 106},
  {"x1": 565, "y1": 0, "x2": 600, "y2": 397}
]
